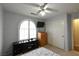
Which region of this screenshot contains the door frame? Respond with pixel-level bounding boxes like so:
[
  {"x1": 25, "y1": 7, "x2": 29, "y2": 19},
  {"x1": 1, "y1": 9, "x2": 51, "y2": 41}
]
[{"x1": 71, "y1": 20, "x2": 74, "y2": 50}]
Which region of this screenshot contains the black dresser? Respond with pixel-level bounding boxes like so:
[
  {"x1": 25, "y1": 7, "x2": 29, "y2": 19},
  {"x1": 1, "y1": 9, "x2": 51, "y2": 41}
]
[{"x1": 13, "y1": 38, "x2": 39, "y2": 56}]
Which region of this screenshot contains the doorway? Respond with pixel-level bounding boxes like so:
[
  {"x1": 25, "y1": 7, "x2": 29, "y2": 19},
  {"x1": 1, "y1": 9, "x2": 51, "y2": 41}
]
[{"x1": 72, "y1": 19, "x2": 79, "y2": 51}]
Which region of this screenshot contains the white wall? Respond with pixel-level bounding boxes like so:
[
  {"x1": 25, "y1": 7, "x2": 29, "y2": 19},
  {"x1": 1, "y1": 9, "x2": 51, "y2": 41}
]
[
  {"x1": 3, "y1": 11, "x2": 45, "y2": 55},
  {"x1": 46, "y1": 13, "x2": 69, "y2": 51},
  {"x1": 0, "y1": 4, "x2": 3, "y2": 56}
]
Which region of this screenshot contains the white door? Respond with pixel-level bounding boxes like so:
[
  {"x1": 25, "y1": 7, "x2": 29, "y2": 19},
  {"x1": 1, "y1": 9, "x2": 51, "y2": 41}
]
[{"x1": 46, "y1": 20, "x2": 65, "y2": 49}]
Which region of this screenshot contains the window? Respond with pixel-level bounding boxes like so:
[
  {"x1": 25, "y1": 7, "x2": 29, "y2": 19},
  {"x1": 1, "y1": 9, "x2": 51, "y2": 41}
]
[{"x1": 20, "y1": 20, "x2": 36, "y2": 40}]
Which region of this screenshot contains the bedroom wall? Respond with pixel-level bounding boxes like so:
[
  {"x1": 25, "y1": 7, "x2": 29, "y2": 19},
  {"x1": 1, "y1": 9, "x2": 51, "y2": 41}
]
[
  {"x1": 45, "y1": 13, "x2": 71, "y2": 51},
  {"x1": 0, "y1": 4, "x2": 3, "y2": 56},
  {"x1": 3, "y1": 11, "x2": 45, "y2": 55}
]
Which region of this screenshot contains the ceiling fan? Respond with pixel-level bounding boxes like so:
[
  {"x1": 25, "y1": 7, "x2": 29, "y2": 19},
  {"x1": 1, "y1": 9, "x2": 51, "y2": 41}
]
[{"x1": 30, "y1": 3, "x2": 58, "y2": 16}]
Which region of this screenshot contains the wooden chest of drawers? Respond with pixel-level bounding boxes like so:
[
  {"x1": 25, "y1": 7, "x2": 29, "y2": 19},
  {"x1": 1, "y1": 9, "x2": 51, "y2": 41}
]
[{"x1": 38, "y1": 32, "x2": 48, "y2": 46}]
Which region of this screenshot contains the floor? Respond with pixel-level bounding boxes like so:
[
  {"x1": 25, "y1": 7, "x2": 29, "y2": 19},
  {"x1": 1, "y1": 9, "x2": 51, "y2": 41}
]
[{"x1": 44, "y1": 44, "x2": 79, "y2": 56}]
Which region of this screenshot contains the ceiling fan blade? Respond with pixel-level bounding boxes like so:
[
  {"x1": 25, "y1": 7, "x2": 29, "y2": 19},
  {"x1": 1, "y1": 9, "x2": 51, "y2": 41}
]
[
  {"x1": 37, "y1": 10, "x2": 42, "y2": 14},
  {"x1": 40, "y1": 3, "x2": 48, "y2": 9},
  {"x1": 30, "y1": 12, "x2": 38, "y2": 15},
  {"x1": 46, "y1": 8, "x2": 58, "y2": 12},
  {"x1": 31, "y1": 10, "x2": 42, "y2": 15},
  {"x1": 43, "y1": 3, "x2": 48, "y2": 7}
]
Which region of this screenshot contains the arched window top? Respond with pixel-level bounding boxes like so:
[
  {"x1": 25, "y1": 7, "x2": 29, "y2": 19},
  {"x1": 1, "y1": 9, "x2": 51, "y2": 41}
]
[
  {"x1": 19, "y1": 20, "x2": 36, "y2": 40},
  {"x1": 20, "y1": 21, "x2": 28, "y2": 28}
]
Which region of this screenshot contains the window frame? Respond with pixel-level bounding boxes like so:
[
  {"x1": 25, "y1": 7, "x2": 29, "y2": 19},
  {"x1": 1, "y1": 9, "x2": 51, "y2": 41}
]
[{"x1": 19, "y1": 20, "x2": 37, "y2": 40}]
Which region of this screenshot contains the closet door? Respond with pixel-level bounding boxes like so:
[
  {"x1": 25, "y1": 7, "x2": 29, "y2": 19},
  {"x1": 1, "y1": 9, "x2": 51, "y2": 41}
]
[{"x1": 47, "y1": 21, "x2": 64, "y2": 49}]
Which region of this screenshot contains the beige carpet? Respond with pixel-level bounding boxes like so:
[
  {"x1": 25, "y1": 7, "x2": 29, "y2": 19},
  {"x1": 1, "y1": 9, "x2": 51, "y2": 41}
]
[{"x1": 44, "y1": 44, "x2": 79, "y2": 56}]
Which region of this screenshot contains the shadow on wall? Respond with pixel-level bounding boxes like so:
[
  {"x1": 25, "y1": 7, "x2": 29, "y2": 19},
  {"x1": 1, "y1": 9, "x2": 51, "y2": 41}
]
[{"x1": 2, "y1": 43, "x2": 13, "y2": 56}]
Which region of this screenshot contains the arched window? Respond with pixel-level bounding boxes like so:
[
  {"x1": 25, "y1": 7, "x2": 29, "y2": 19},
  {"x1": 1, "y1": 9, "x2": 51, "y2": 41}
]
[{"x1": 20, "y1": 20, "x2": 36, "y2": 40}]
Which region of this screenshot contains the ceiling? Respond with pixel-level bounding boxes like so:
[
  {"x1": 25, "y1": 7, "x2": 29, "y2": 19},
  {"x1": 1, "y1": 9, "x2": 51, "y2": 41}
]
[{"x1": 2, "y1": 3, "x2": 79, "y2": 19}]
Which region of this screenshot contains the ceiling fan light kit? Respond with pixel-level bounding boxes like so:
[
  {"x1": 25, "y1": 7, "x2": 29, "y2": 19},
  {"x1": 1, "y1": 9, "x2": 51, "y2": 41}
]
[{"x1": 40, "y1": 11, "x2": 45, "y2": 16}]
